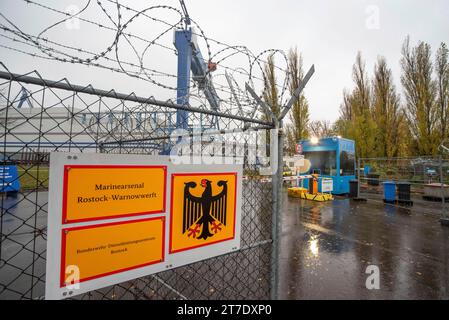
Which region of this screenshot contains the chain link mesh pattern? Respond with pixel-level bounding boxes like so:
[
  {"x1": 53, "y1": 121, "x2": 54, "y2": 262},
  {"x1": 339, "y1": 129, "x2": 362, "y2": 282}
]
[
  {"x1": 358, "y1": 157, "x2": 449, "y2": 218},
  {"x1": 0, "y1": 67, "x2": 274, "y2": 300}
]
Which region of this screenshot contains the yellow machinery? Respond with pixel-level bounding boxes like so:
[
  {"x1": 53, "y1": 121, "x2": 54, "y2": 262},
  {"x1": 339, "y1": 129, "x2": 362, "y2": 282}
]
[{"x1": 287, "y1": 174, "x2": 333, "y2": 202}]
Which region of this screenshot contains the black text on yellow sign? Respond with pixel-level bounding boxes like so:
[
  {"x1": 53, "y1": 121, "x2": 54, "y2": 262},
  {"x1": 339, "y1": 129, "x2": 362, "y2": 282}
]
[
  {"x1": 61, "y1": 217, "x2": 165, "y2": 287},
  {"x1": 62, "y1": 165, "x2": 167, "y2": 223}
]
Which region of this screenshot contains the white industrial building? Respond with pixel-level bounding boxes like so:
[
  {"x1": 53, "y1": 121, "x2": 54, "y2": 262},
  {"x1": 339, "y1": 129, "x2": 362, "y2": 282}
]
[{"x1": 1, "y1": 105, "x2": 170, "y2": 157}]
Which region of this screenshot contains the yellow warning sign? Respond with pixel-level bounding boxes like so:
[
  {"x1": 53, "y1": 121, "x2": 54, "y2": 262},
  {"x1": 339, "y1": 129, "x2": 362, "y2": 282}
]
[
  {"x1": 169, "y1": 173, "x2": 237, "y2": 253},
  {"x1": 61, "y1": 217, "x2": 165, "y2": 287},
  {"x1": 63, "y1": 165, "x2": 166, "y2": 223}
]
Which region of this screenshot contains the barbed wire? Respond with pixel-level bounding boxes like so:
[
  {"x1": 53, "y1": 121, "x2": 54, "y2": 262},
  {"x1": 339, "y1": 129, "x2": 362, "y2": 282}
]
[{"x1": 0, "y1": 0, "x2": 293, "y2": 117}]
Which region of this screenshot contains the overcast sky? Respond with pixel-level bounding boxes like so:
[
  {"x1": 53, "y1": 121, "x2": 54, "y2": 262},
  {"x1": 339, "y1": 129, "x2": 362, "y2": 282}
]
[{"x1": 1, "y1": 0, "x2": 448, "y2": 122}]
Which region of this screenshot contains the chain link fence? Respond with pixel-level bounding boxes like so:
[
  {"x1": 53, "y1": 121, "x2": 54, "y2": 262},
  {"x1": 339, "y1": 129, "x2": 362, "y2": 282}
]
[
  {"x1": 358, "y1": 157, "x2": 449, "y2": 220},
  {"x1": 0, "y1": 65, "x2": 278, "y2": 300}
]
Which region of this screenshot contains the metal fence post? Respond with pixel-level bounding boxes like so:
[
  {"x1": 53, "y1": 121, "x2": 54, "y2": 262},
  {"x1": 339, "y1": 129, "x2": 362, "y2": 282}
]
[
  {"x1": 358, "y1": 158, "x2": 361, "y2": 198},
  {"x1": 270, "y1": 119, "x2": 283, "y2": 300},
  {"x1": 440, "y1": 156, "x2": 448, "y2": 226}
]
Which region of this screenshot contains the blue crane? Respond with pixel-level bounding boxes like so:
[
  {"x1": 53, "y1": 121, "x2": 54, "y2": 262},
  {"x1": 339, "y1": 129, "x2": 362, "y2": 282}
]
[{"x1": 174, "y1": 0, "x2": 220, "y2": 131}]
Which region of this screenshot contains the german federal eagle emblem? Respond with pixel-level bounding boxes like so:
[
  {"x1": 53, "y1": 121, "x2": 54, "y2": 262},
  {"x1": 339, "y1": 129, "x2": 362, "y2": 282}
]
[
  {"x1": 183, "y1": 179, "x2": 228, "y2": 241},
  {"x1": 170, "y1": 173, "x2": 236, "y2": 253}
]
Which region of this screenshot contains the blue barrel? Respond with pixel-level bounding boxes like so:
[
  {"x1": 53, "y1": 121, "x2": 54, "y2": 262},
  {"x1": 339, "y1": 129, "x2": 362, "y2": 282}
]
[
  {"x1": 383, "y1": 181, "x2": 396, "y2": 202},
  {"x1": 364, "y1": 166, "x2": 371, "y2": 176}
]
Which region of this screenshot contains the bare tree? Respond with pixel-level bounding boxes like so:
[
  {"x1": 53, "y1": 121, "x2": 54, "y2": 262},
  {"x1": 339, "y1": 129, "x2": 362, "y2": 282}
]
[
  {"x1": 401, "y1": 36, "x2": 439, "y2": 155},
  {"x1": 372, "y1": 56, "x2": 403, "y2": 157},
  {"x1": 262, "y1": 54, "x2": 281, "y2": 120},
  {"x1": 339, "y1": 89, "x2": 353, "y2": 121},
  {"x1": 352, "y1": 52, "x2": 371, "y2": 115},
  {"x1": 350, "y1": 52, "x2": 376, "y2": 157},
  {"x1": 309, "y1": 120, "x2": 335, "y2": 138},
  {"x1": 287, "y1": 48, "x2": 309, "y2": 141},
  {"x1": 285, "y1": 124, "x2": 297, "y2": 155},
  {"x1": 435, "y1": 42, "x2": 449, "y2": 143},
  {"x1": 334, "y1": 52, "x2": 377, "y2": 157}
]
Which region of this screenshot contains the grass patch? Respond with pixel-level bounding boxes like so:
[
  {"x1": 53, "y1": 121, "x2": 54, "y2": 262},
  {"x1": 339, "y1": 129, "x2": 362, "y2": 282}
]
[{"x1": 17, "y1": 165, "x2": 49, "y2": 190}]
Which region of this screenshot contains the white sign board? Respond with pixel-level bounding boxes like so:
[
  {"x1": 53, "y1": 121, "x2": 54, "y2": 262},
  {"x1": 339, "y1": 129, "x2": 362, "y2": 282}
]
[
  {"x1": 293, "y1": 155, "x2": 305, "y2": 167},
  {"x1": 321, "y1": 178, "x2": 333, "y2": 193},
  {"x1": 46, "y1": 152, "x2": 242, "y2": 299}
]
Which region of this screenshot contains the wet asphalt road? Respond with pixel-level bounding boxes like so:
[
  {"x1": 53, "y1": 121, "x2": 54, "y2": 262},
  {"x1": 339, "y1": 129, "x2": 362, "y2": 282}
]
[
  {"x1": 0, "y1": 192, "x2": 47, "y2": 299},
  {"x1": 279, "y1": 190, "x2": 449, "y2": 299},
  {"x1": 2, "y1": 189, "x2": 449, "y2": 300}
]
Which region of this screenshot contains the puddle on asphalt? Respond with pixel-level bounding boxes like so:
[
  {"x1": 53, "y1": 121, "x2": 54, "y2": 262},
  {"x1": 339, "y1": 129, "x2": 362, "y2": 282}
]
[{"x1": 280, "y1": 192, "x2": 449, "y2": 299}]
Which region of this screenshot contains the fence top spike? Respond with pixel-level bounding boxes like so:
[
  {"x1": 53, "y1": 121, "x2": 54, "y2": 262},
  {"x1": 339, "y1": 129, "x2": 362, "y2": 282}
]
[
  {"x1": 59, "y1": 77, "x2": 71, "y2": 85},
  {"x1": 0, "y1": 67, "x2": 274, "y2": 127},
  {"x1": 27, "y1": 70, "x2": 43, "y2": 80},
  {"x1": 0, "y1": 62, "x2": 12, "y2": 74},
  {"x1": 84, "y1": 84, "x2": 96, "y2": 92}
]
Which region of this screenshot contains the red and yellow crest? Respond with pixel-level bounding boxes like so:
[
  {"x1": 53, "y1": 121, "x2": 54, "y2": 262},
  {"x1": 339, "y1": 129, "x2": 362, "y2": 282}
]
[{"x1": 169, "y1": 173, "x2": 237, "y2": 253}]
